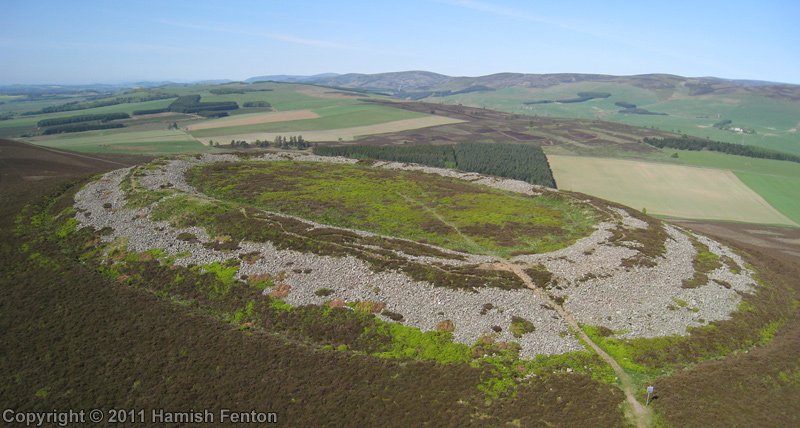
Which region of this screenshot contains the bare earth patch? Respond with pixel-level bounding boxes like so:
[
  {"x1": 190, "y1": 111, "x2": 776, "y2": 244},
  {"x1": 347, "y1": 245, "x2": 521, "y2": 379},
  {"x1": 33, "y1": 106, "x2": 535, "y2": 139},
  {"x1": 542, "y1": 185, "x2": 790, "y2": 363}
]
[{"x1": 186, "y1": 110, "x2": 320, "y2": 131}]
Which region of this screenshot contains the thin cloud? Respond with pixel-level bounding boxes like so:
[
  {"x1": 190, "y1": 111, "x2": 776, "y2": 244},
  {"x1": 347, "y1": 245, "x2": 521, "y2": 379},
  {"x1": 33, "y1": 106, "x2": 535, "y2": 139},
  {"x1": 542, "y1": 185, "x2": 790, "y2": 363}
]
[
  {"x1": 432, "y1": 0, "x2": 701, "y2": 65},
  {"x1": 161, "y1": 20, "x2": 354, "y2": 50},
  {"x1": 0, "y1": 37, "x2": 198, "y2": 54}
]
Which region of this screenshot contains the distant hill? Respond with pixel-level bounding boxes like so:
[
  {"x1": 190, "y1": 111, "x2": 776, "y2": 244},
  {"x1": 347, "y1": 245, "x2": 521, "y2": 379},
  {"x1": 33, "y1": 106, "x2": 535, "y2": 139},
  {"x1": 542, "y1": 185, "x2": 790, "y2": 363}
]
[
  {"x1": 295, "y1": 71, "x2": 800, "y2": 101},
  {"x1": 245, "y1": 73, "x2": 340, "y2": 84}
]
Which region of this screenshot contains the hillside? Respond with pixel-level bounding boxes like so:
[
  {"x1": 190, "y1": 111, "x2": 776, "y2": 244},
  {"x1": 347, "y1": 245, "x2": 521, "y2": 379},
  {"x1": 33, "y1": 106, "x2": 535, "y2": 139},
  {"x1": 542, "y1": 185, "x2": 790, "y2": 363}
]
[
  {"x1": 2, "y1": 140, "x2": 800, "y2": 427},
  {"x1": 299, "y1": 71, "x2": 800, "y2": 100},
  {"x1": 2, "y1": 78, "x2": 798, "y2": 227},
  {"x1": 0, "y1": 138, "x2": 149, "y2": 183},
  {"x1": 292, "y1": 71, "x2": 800, "y2": 159}
]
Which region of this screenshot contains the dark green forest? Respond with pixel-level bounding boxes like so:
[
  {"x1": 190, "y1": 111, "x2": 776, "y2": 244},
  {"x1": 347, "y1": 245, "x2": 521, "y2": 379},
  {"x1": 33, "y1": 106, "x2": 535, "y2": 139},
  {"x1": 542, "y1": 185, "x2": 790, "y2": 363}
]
[
  {"x1": 37, "y1": 112, "x2": 130, "y2": 127},
  {"x1": 167, "y1": 95, "x2": 239, "y2": 114},
  {"x1": 21, "y1": 92, "x2": 177, "y2": 115},
  {"x1": 313, "y1": 142, "x2": 557, "y2": 188},
  {"x1": 42, "y1": 123, "x2": 125, "y2": 135},
  {"x1": 524, "y1": 92, "x2": 611, "y2": 105}
]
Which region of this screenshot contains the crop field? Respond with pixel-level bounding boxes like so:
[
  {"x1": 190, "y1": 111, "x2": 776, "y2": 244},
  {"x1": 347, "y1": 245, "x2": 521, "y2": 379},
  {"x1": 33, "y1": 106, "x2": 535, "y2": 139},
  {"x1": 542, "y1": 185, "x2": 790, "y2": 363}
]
[
  {"x1": 196, "y1": 115, "x2": 465, "y2": 144},
  {"x1": 665, "y1": 148, "x2": 800, "y2": 177},
  {"x1": 186, "y1": 110, "x2": 321, "y2": 131},
  {"x1": 188, "y1": 104, "x2": 434, "y2": 138},
  {"x1": 651, "y1": 149, "x2": 800, "y2": 224},
  {"x1": 29, "y1": 129, "x2": 209, "y2": 153},
  {"x1": 187, "y1": 161, "x2": 600, "y2": 256},
  {"x1": 548, "y1": 155, "x2": 797, "y2": 225},
  {"x1": 168, "y1": 82, "x2": 371, "y2": 111},
  {"x1": 734, "y1": 173, "x2": 800, "y2": 225}
]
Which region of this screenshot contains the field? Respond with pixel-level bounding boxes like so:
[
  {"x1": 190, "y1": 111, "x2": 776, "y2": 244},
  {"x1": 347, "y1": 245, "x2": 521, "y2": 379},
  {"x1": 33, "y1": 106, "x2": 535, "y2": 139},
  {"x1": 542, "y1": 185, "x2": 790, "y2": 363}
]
[
  {"x1": 548, "y1": 155, "x2": 797, "y2": 225},
  {"x1": 28, "y1": 129, "x2": 210, "y2": 153},
  {"x1": 196, "y1": 115, "x2": 465, "y2": 144},
  {"x1": 188, "y1": 104, "x2": 434, "y2": 138},
  {"x1": 188, "y1": 161, "x2": 599, "y2": 256},
  {"x1": 433, "y1": 82, "x2": 800, "y2": 156},
  {"x1": 3, "y1": 80, "x2": 798, "y2": 227},
  {"x1": 186, "y1": 110, "x2": 320, "y2": 131},
  {"x1": 734, "y1": 173, "x2": 800, "y2": 225},
  {"x1": 657, "y1": 149, "x2": 800, "y2": 224}
]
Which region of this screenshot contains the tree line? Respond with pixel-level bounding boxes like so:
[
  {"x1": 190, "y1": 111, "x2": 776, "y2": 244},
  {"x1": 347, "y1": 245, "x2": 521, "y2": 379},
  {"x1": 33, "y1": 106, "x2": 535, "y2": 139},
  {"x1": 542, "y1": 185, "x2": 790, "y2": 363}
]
[
  {"x1": 209, "y1": 88, "x2": 273, "y2": 95},
  {"x1": 641, "y1": 137, "x2": 800, "y2": 163},
  {"x1": 208, "y1": 135, "x2": 309, "y2": 149},
  {"x1": 22, "y1": 92, "x2": 177, "y2": 115},
  {"x1": 37, "y1": 112, "x2": 129, "y2": 127},
  {"x1": 243, "y1": 101, "x2": 271, "y2": 108},
  {"x1": 166, "y1": 95, "x2": 239, "y2": 114},
  {"x1": 525, "y1": 92, "x2": 611, "y2": 105},
  {"x1": 42, "y1": 123, "x2": 125, "y2": 135},
  {"x1": 313, "y1": 142, "x2": 557, "y2": 188}
]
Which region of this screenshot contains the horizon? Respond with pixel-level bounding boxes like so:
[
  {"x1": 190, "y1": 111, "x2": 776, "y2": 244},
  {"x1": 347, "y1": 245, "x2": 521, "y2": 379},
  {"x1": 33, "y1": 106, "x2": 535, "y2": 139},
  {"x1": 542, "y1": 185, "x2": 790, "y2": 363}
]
[
  {"x1": 0, "y1": 69, "x2": 796, "y2": 88},
  {"x1": 2, "y1": 0, "x2": 799, "y2": 86}
]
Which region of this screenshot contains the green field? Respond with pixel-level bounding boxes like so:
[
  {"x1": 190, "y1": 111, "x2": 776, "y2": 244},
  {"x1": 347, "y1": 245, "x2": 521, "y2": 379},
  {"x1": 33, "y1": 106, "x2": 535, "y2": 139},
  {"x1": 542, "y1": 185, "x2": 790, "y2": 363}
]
[
  {"x1": 734, "y1": 173, "x2": 800, "y2": 225},
  {"x1": 548, "y1": 155, "x2": 797, "y2": 226},
  {"x1": 435, "y1": 82, "x2": 800, "y2": 156},
  {"x1": 186, "y1": 161, "x2": 600, "y2": 256},
  {"x1": 1, "y1": 82, "x2": 402, "y2": 153},
  {"x1": 30, "y1": 129, "x2": 210, "y2": 153},
  {"x1": 188, "y1": 104, "x2": 430, "y2": 138},
  {"x1": 653, "y1": 149, "x2": 800, "y2": 224},
  {"x1": 667, "y1": 149, "x2": 800, "y2": 178}
]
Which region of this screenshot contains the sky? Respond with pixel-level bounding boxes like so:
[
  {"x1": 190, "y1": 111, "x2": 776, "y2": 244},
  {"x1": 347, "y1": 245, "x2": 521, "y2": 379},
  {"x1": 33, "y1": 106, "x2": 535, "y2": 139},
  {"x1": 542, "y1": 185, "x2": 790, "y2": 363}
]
[{"x1": 1, "y1": 0, "x2": 799, "y2": 85}]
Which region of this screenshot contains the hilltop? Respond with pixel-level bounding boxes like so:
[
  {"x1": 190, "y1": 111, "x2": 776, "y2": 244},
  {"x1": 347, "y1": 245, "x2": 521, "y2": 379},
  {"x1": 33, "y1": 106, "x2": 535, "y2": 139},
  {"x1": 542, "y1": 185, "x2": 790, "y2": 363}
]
[{"x1": 291, "y1": 71, "x2": 800, "y2": 100}]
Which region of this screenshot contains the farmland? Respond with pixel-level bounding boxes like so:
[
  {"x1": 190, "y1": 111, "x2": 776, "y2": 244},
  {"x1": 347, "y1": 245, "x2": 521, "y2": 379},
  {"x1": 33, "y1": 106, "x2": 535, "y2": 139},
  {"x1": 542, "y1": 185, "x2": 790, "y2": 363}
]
[
  {"x1": 187, "y1": 104, "x2": 434, "y2": 138},
  {"x1": 3, "y1": 118, "x2": 800, "y2": 427},
  {"x1": 31, "y1": 129, "x2": 211, "y2": 153},
  {"x1": 196, "y1": 115, "x2": 465, "y2": 144},
  {"x1": 548, "y1": 155, "x2": 797, "y2": 225},
  {"x1": 2, "y1": 77, "x2": 798, "y2": 228},
  {"x1": 186, "y1": 110, "x2": 321, "y2": 131}
]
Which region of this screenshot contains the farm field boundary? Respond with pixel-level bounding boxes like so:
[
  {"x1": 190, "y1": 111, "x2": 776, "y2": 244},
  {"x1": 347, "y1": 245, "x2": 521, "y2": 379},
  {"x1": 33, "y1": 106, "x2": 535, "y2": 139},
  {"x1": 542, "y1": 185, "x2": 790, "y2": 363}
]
[
  {"x1": 548, "y1": 155, "x2": 797, "y2": 226},
  {"x1": 186, "y1": 110, "x2": 320, "y2": 131},
  {"x1": 28, "y1": 129, "x2": 209, "y2": 154},
  {"x1": 196, "y1": 115, "x2": 465, "y2": 144}
]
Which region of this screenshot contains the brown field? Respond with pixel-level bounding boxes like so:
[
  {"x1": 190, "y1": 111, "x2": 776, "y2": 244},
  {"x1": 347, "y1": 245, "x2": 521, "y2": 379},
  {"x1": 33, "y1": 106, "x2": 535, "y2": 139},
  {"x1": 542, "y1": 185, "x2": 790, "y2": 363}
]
[
  {"x1": 186, "y1": 110, "x2": 320, "y2": 131},
  {"x1": 548, "y1": 155, "x2": 797, "y2": 226},
  {"x1": 197, "y1": 115, "x2": 465, "y2": 144}
]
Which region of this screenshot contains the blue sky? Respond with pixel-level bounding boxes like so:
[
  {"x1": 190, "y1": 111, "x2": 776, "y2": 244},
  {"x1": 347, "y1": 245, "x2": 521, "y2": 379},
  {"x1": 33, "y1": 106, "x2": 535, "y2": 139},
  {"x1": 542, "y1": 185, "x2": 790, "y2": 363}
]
[{"x1": 2, "y1": 0, "x2": 798, "y2": 85}]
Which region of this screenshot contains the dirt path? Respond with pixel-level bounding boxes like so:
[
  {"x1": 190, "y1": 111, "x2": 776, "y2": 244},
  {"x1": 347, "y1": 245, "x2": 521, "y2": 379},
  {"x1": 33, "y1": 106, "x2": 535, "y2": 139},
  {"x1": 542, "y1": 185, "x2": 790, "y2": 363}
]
[
  {"x1": 396, "y1": 189, "x2": 650, "y2": 426},
  {"x1": 499, "y1": 262, "x2": 652, "y2": 428}
]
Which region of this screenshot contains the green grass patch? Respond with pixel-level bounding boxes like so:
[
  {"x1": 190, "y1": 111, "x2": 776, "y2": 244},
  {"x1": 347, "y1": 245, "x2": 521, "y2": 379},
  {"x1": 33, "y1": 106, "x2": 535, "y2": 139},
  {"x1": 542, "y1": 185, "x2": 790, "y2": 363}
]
[
  {"x1": 186, "y1": 161, "x2": 599, "y2": 257},
  {"x1": 374, "y1": 323, "x2": 471, "y2": 364},
  {"x1": 581, "y1": 325, "x2": 685, "y2": 374},
  {"x1": 27, "y1": 129, "x2": 210, "y2": 154}
]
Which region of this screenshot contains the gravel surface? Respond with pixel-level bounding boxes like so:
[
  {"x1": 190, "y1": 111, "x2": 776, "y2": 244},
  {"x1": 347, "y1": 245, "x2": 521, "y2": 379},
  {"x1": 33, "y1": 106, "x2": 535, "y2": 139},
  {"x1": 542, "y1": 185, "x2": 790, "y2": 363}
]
[{"x1": 72, "y1": 153, "x2": 757, "y2": 357}]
